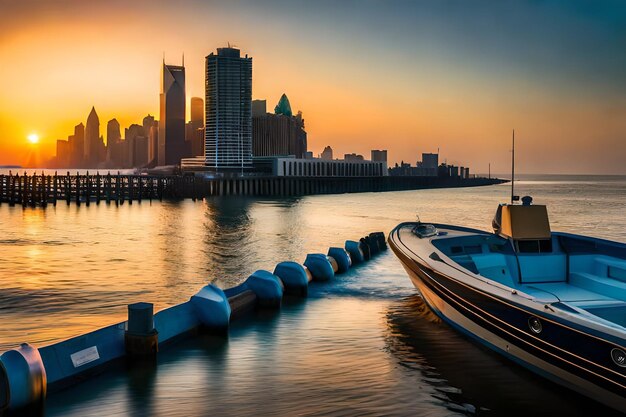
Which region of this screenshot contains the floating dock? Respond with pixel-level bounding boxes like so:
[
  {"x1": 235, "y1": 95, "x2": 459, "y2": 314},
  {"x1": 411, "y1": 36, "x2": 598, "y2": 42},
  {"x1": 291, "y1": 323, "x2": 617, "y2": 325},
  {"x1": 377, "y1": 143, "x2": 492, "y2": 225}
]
[{"x1": 0, "y1": 232, "x2": 388, "y2": 415}]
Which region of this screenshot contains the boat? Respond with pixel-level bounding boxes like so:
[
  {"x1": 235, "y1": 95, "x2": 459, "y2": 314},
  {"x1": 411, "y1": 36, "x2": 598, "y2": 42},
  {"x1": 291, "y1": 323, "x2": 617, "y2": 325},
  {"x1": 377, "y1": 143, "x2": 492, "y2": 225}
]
[{"x1": 388, "y1": 198, "x2": 626, "y2": 411}]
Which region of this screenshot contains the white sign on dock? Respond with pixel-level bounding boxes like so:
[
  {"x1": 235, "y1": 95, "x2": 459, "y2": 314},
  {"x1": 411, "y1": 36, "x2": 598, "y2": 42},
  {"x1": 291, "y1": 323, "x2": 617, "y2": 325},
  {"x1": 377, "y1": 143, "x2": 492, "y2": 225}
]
[{"x1": 70, "y1": 346, "x2": 100, "y2": 368}]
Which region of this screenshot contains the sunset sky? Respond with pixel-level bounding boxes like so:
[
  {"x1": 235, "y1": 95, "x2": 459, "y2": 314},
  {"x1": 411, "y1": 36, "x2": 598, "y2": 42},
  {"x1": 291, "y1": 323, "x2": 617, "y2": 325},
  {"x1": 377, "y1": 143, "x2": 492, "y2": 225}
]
[{"x1": 1, "y1": 0, "x2": 625, "y2": 173}]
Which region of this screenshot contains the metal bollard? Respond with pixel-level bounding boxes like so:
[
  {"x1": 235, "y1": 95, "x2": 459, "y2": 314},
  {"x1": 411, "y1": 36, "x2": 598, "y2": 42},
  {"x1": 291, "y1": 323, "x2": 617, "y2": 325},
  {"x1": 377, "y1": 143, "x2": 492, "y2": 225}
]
[{"x1": 125, "y1": 303, "x2": 158, "y2": 356}]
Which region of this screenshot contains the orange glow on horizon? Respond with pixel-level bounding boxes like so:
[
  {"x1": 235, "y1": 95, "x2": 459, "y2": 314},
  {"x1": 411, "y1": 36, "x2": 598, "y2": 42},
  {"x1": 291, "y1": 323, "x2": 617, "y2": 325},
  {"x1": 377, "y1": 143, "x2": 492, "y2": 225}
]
[{"x1": 1, "y1": 3, "x2": 625, "y2": 174}]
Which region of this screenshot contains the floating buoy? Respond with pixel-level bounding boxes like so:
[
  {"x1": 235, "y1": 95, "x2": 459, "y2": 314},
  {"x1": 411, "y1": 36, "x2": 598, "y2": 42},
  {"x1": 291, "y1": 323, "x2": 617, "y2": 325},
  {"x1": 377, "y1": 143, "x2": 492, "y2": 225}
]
[
  {"x1": 244, "y1": 270, "x2": 284, "y2": 308},
  {"x1": 359, "y1": 238, "x2": 372, "y2": 260},
  {"x1": 363, "y1": 235, "x2": 379, "y2": 255},
  {"x1": 345, "y1": 240, "x2": 365, "y2": 264},
  {"x1": 328, "y1": 247, "x2": 351, "y2": 273},
  {"x1": 191, "y1": 285, "x2": 231, "y2": 331},
  {"x1": 274, "y1": 261, "x2": 309, "y2": 297},
  {"x1": 327, "y1": 256, "x2": 339, "y2": 273},
  {"x1": 369, "y1": 232, "x2": 387, "y2": 251},
  {"x1": 304, "y1": 254, "x2": 335, "y2": 281}
]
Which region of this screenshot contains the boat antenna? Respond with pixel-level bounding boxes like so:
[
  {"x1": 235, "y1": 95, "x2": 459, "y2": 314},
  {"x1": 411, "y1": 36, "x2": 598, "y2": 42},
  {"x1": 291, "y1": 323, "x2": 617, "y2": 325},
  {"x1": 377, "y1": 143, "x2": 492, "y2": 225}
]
[{"x1": 511, "y1": 129, "x2": 515, "y2": 204}]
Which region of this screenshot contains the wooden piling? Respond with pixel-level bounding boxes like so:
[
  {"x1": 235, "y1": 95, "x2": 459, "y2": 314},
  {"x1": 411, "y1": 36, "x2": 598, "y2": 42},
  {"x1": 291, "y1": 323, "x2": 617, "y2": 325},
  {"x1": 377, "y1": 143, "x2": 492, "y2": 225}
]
[{"x1": 96, "y1": 173, "x2": 101, "y2": 204}]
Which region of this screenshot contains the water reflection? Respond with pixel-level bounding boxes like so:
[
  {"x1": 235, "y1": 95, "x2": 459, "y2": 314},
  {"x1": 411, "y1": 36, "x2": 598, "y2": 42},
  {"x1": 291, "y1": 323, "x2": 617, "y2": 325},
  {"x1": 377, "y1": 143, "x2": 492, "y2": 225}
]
[
  {"x1": 203, "y1": 197, "x2": 256, "y2": 284},
  {"x1": 2, "y1": 177, "x2": 626, "y2": 415}
]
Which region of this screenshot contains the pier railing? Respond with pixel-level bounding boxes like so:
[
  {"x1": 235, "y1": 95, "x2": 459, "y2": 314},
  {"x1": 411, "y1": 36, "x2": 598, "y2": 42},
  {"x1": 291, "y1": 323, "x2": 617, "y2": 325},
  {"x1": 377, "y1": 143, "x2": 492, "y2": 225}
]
[{"x1": 0, "y1": 172, "x2": 506, "y2": 207}]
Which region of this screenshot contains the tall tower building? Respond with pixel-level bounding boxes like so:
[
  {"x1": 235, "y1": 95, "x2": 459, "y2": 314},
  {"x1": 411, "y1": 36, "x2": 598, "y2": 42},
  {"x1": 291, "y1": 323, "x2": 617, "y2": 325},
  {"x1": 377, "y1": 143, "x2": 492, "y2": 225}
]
[
  {"x1": 205, "y1": 47, "x2": 252, "y2": 171},
  {"x1": 69, "y1": 122, "x2": 85, "y2": 167},
  {"x1": 143, "y1": 114, "x2": 155, "y2": 135},
  {"x1": 107, "y1": 119, "x2": 121, "y2": 145},
  {"x1": 186, "y1": 97, "x2": 204, "y2": 157},
  {"x1": 190, "y1": 97, "x2": 204, "y2": 125},
  {"x1": 84, "y1": 107, "x2": 101, "y2": 167},
  {"x1": 142, "y1": 114, "x2": 158, "y2": 165},
  {"x1": 159, "y1": 60, "x2": 186, "y2": 166}
]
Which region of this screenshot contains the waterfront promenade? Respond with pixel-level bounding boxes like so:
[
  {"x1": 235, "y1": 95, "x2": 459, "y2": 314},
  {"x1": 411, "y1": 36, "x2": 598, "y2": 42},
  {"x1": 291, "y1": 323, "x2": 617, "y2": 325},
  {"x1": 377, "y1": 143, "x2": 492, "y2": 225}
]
[{"x1": 0, "y1": 173, "x2": 505, "y2": 206}]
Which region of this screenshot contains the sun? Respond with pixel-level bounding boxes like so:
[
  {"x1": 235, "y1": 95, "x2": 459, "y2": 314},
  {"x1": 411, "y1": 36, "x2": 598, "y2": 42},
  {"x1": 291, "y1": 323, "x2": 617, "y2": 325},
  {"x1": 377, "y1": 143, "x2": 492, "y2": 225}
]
[{"x1": 27, "y1": 133, "x2": 39, "y2": 144}]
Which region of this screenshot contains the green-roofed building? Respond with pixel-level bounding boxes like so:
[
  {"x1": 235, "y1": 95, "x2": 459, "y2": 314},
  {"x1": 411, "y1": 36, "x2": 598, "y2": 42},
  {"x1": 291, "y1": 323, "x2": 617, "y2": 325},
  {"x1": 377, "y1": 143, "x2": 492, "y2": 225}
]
[
  {"x1": 253, "y1": 94, "x2": 307, "y2": 158},
  {"x1": 274, "y1": 93, "x2": 293, "y2": 117}
]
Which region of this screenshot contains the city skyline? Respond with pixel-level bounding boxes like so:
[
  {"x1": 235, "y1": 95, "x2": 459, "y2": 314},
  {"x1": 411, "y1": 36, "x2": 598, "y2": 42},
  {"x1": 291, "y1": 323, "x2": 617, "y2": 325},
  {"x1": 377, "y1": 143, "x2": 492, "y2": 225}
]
[{"x1": 1, "y1": 0, "x2": 626, "y2": 174}]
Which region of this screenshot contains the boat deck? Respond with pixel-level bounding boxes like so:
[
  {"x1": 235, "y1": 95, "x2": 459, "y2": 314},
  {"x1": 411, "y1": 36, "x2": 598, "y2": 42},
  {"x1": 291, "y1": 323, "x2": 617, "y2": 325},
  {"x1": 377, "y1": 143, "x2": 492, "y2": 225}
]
[{"x1": 398, "y1": 223, "x2": 626, "y2": 329}]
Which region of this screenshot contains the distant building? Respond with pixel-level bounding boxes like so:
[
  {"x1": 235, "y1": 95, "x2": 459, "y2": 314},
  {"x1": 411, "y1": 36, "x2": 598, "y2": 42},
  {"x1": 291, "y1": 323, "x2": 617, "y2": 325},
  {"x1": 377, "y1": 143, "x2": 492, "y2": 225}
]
[
  {"x1": 126, "y1": 124, "x2": 149, "y2": 167},
  {"x1": 186, "y1": 98, "x2": 204, "y2": 157},
  {"x1": 304, "y1": 151, "x2": 313, "y2": 159},
  {"x1": 371, "y1": 150, "x2": 387, "y2": 163},
  {"x1": 106, "y1": 119, "x2": 123, "y2": 167},
  {"x1": 190, "y1": 97, "x2": 203, "y2": 125},
  {"x1": 143, "y1": 114, "x2": 155, "y2": 136},
  {"x1": 252, "y1": 94, "x2": 307, "y2": 159},
  {"x1": 388, "y1": 153, "x2": 444, "y2": 177},
  {"x1": 142, "y1": 114, "x2": 157, "y2": 165},
  {"x1": 320, "y1": 146, "x2": 333, "y2": 161},
  {"x1": 159, "y1": 60, "x2": 186, "y2": 166},
  {"x1": 190, "y1": 127, "x2": 204, "y2": 157},
  {"x1": 107, "y1": 119, "x2": 121, "y2": 145},
  {"x1": 421, "y1": 153, "x2": 438, "y2": 176},
  {"x1": 274, "y1": 93, "x2": 292, "y2": 116},
  {"x1": 268, "y1": 156, "x2": 387, "y2": 177},
  {"x1": 344, "y1": 153, "x2": 364, "y2": 162},
  {"x1": 252, "y1": 100, "x2": 267, "y2": 117},
  {"x1": 84, "y1": 107, "x2": 104, "y2": 167},
  {"x1": 69, "y1": 123, "x2": 84, "y2": 167},
  {"x1": 205, "y1": 46, "x2": 252, "y2": 171},
  {"x1": 56, "y1": 140, "x2": 70, "y2": 167},
  {"x1": 148, "y1": 125, "x2": 159, "y2": 164}
]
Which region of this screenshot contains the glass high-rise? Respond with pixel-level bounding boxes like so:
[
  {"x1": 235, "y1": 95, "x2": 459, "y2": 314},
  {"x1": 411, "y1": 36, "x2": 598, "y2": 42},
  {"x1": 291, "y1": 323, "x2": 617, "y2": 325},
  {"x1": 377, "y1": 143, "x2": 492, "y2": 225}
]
[
  {"x1": 159, "y1": 61, "x2": 186, "y2": 166},
  {"x1": 205, "y1": 47, "x2": 252, "y2": 171}
]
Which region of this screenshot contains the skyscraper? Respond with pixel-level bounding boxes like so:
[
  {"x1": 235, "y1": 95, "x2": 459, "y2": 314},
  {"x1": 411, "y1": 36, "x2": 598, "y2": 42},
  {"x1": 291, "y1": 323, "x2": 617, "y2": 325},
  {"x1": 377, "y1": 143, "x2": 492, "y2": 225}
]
[
  {"x1": 186, "y1": 97, "x2": 204, "y2": 157},
  {"x1": 69, "y1": 122, "x2": 84, "y2": 167},
  {"x1": 190, "y1": 97, "x2": 203, "y2": 125},
  {"x1": 126, "y1": 124, "x2": 149, "y2": 167},
  {"x1": 107, "y1": 119, "x2": 121, "y2": 145},
  {"x1": 84, "y1": 107, "x2": 102, "y2": 167},
  {"x1": 205, "y1": 47, "x2": 252, "y2": 171},
  {"x1": 159, "y1": 60, "x2": 186, "y2": 166},
  {"x1": 142, "y1": 114, "x2": 156, "y2": 136},
  {"x1": 142, "y1": 114, "x2": 158, "y2": 165},
  {"x1": 106, "y1": 118, "x2": 122, "y2": 166}
]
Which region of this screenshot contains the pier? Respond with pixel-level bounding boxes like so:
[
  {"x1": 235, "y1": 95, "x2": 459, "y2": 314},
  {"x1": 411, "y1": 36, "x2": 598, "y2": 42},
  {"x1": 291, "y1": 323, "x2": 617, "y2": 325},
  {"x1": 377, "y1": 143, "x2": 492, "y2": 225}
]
[{"x1": 0, "y1": 172, "x2": 506, "y2": 207}]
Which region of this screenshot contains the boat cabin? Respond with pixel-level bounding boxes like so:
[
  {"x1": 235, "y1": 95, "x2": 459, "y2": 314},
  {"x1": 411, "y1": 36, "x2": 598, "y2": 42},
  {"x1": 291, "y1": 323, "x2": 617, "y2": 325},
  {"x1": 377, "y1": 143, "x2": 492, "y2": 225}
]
[{"x1": 431, "y1": 202, "x2": 626, "y2": 329}]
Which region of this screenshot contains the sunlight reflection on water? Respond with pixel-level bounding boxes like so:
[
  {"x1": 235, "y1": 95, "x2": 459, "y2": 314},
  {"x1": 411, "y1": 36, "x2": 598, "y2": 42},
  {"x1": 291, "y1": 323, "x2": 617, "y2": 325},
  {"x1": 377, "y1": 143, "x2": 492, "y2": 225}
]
[{"x1": 1, "y1": 177, "x2": 625, "y2": 416}]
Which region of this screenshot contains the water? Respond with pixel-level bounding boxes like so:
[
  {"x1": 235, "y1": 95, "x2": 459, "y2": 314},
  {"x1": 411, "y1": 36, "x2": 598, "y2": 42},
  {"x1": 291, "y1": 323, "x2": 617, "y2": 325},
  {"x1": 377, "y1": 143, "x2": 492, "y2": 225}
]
[{"x1": 1, "y1": 175, "x2": 625, "y2": 416}]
